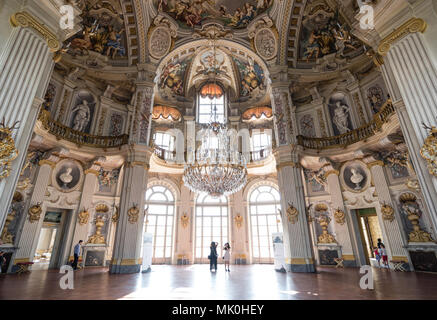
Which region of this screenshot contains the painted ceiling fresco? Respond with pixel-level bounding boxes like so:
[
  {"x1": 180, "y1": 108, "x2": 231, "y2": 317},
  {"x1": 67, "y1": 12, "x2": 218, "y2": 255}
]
[
  {"x1": 154, "y1": 0, "x2": 274, "y2": 29},
  {"x1": 299, "y1": 1, "x2": 365, "y2": 61},
  {"x1": 65, "y1": 0, "x2": 127, "y2": 59}
]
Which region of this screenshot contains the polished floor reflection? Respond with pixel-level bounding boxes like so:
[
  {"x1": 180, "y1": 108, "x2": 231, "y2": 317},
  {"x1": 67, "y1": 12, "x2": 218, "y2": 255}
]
[{"x1": 1, "y1": 265, "x2": 437, "y2": 300}]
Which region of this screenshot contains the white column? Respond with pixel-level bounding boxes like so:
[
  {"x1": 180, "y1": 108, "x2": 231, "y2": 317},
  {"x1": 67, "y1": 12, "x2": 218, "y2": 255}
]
[
  {"x1": 379, "y1": 21, "x2": 437, "y2": 231},
  {"x1": 365, "y1": 159, "x2": 411, "y2": 269},
  {"x1": 12, "y1": 159, "x2": 56, "y2": 267},
  {"x1": 69, "y1": 169, "x2": 100, "y2": 260},
  {"x1": 110, "y1": 147, "x2": 150, "y2": 273},
  {"x1": 324, "y1": 169, "x2": 356, "y2": 266},
  {"x1": 276, "y1": 149, "x2": 316, "y2": 272}
]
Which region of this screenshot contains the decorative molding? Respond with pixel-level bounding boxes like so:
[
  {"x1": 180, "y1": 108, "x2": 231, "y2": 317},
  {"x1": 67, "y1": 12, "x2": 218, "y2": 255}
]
[
  {"x1": 234, "y1": 214, "x2": 243, "y2": 229},
  {"x1": 127, "y1": 161, "x2": 150, "y2": 170},
  {"x1": 367, "y1": 160, "x2": 385, "y2": 169},
  {"x1": 181, "y1": 212, "x2": 189, "y2": 228},
  {"x1": 128, "y1": 205, "x2": 139, "y2": 224},
  {"x1": 78, "y1": 210, "x2": 89, "y2": 225},
  {"x1": 38, "y1": 159, "x2": 56, "y2": 168},
  {"x1": 378, "y1": 18, "x2": 427, "y2": 56},
  {"x1": 334, "y1": 209, "x2": 346, "y2": 225},
  {"x1": 276, "y1": 161, "x2": 300, "y2": 170},
  {"x1": 120, "y1": 258, "x2": 141, "y2": 265},
  {"x1": 28, "y1": 203, "x2": 42, "y2": 223},
  {"x1": 84, "y1": 169, "x2": 100, "y2": 177},
  {"x1": 323, "y1": 170, "x2": 340, "y2": 179},
  {"x1": 10, "y1": 11, "x2": 61, "y2": 52},
  {"x1": 342, "y1": 255, "x2": 355, "y2": 261},
  {"x1": 381, "y1": 204, "x2": 395, "y2": 222}
]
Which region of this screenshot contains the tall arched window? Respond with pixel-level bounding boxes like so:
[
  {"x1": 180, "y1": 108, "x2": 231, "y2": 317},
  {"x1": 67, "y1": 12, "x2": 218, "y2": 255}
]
[
  {"x1": 249, "y1": 185, "x2": 282, "y2": 263},
  {"x1": 144, "y1": 185, "x2": 175, "y2": 264},
  {"x1": 195, "y1": 193, "x2": 228, "y2": 263},
  {"x1": 197, "y1": 83, "x2": 225, "y2": 124}
]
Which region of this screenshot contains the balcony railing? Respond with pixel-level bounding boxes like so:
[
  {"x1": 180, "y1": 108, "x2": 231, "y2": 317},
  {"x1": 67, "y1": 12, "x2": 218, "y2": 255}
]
[
  {"x1": 297, "y1": 100, "x2": 395, "y2": 150},
  {"x1": 38, "y1": 110, "x2": 129, "y2": 148},
  {"x1": 153, "y1": 146, "x2": 272, "y2": 163}
]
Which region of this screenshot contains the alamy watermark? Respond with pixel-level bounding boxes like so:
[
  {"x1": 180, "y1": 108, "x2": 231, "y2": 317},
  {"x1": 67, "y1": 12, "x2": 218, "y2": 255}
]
[
  {"x1": 359, "y1": 265, "x2": 374, "y2": 290},
  {"x1": 59, "y1": 265, "x2": 74, "y2": 290}
]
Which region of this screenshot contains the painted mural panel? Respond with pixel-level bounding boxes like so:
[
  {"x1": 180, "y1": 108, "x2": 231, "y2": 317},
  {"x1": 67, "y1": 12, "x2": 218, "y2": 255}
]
[
  {"x1": 232, "y1": 56, "x2": 266, "y2": 100},
  {"x1": 154, "y1": 0, "x2": 274, "y2": 29}
]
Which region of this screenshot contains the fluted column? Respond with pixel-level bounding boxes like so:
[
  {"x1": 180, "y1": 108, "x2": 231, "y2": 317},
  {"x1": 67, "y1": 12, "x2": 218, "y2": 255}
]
[
  {"x1": 110, "y1": 146, "x2": 151, "y2": 273},
  {"x1": 378, "y1": 18, "x2": 437, "y2": 231},
  {"x1": 365, "y1": 158, "x2": 410, "y2": 269},
  {"x1": 275, "y1": 147, "x2": 315, "y2": 272},
  {"x1": 174, "y1": 185, "x2": 192, "y2": 264},
  {"x1": 68, "y1": 165, "x2": 100, "y2": 260},
  {"x1": 323, "y1": 166, "x2": 356, "y2": 266},
  {"x1": 12, "y1": 157, "x2": 57, "y2": 269}
]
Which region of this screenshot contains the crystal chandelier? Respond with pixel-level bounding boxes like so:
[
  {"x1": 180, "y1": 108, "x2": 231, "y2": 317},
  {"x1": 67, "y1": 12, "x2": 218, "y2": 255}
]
[
  {"x1": 182, "y1": 40, "x2": 247, "y2": 197},
  {"x1": 183, "y1": 121, "x2": 248, "y2": 197}
]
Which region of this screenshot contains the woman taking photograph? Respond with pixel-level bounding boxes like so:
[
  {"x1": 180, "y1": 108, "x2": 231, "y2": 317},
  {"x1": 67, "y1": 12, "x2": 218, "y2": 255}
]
[
  {"x1": 223, "y1": 243, "x2": 231, "y2": 272},
  {"x1": 208, "y1": 242, "x2": 218, "y2": 272}
]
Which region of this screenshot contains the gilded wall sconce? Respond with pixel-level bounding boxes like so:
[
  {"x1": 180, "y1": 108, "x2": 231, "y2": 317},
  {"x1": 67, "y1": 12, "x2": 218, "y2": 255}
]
[
  {"x1": 181, "y1": 212, "x2": 189, "y2": 228},
  {"x1": 128, "y1": 204, "x2": 140, "y2": 224},
  {"x1": 0, "y1": 119, "x2": 20, "y2": 181},
  {"x1": 420, "y1": 123, "x2": 437, "y2": 177},
  {"x1": 1, "y1": 209, "x2": 16, "y2": 244},
  {"x1": 28, "y1": 203, "x2": 42, "y2": 223},
  {"x1": 381, "y1": 203, "x2": 395, "y2": 222},
  {"x1": 87, "y1": 215, "x2": 106, "y2": 244},
  {"x1": 234, "y1": 214, "x2": 243, "y2": 229},
  {"x1": 78, "y1": 209, "x2": 90, "y2": 225},
  {"x1": 400, "y1": 193, "x2": 434, "y2": 243},
  {"x1": 286, "y1": 202, "x2": 299, "y2": 224},
  {"x1": 334, "y1": 209, "x2": 346, "y2": 225},
  {"x1": 317, "y1": 215, "x2": 337, "y2": 244}
]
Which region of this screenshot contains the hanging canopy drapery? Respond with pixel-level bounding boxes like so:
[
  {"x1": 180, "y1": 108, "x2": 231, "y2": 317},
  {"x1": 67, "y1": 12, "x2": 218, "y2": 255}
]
[
  {"x1": 242, "y1": 106, "x2": 273, "y2": 121},
  {"x1": 200, "y1": 83, "x2": 223, "y2": 100},
  {"x1": 152, "y1": 105, "x2": 182, "y2": 121}
]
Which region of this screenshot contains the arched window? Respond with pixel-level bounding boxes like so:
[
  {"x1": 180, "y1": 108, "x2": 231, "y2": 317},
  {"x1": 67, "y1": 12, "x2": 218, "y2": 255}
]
[
  {"x1": 144, "y1": 185, "x2": 175, "y2": 264},
  {"x1": 153, "y1": 132, "x2": 175, "y2": 160},
  {"x1": 197, "y1": 83, "x2": 225, "y2": 124},
  {"x1": 251, "y1": 131, "x2": 272, "y2": 161},
  {"x1": 195, "y1": 193, "x2": 228, "y2": 263},
  {"x1": 249, "y1": 185, "x2": 282, "y2": 263}
]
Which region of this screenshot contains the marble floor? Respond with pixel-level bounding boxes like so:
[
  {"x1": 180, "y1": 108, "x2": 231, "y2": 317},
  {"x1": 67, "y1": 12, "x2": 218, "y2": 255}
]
[{"x1": 0, "y1": 265, "x2": 437, "y2": 300}]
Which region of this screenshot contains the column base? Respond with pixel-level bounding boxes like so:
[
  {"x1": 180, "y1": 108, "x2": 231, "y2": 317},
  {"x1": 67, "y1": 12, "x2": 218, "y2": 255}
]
[
  {"x1": 109, "y1": 264, "x2": 141, "y2": 274},
  {"x1": 287, "y1": 263, "x2": 316, "y2": 273}
]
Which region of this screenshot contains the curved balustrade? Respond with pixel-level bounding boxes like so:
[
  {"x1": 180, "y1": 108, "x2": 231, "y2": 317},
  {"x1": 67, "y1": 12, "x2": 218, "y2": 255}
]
[
  {"x1": 153, "y1": 146, "x2": 271, "y2": 163},
  {"x1": 297, "y1": 100, "x2": 395, "y2": 150},
  {"x1": 38, "y1": 110, "x2": 129, "y2": 148}
]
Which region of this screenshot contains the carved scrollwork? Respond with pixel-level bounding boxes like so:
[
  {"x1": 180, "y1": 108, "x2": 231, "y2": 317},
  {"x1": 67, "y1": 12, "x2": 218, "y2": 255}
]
[
  {"x1": 420, "y1": 123, "x2": 437, "y2": 177},
  {"x1": 286, "y1": 203, "x2": 299, "y2": 224},
  {"x1": 381, "y1": 204, "x2": 395, "y2": 222},
  {"x1": 78, "y1": 209, "x2": 89, "y2": 225},
  {"x1": 334, "y1": 209, "x2": 346, "y2": 225},
  {"x1": 128, "y1": 205, "x2": 140, "y2": 224},
  {"x1": 181, "y1": 212, "x2": 189, "y2": 228},
  {"x1": 234, "y1": 214, "x2": 243, "y2": 229},
  {"x1": 28, "y1": 203, "x2": 42, "y2": 223},
  {"x1": 0, "y1": 119, "x2": 20, "y2": 181}
]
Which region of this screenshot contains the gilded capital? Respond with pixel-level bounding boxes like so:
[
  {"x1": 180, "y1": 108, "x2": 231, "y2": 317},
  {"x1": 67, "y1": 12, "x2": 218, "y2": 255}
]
[
  {"x1": 10, "y1": 11, "x2": 61, "y2": 52},
  {"x1": 276, "y1": 161, "x2": 300, "y2": 170},
  {"x1": 378, "y1": 18, "x2": 427, "y2": 56}
]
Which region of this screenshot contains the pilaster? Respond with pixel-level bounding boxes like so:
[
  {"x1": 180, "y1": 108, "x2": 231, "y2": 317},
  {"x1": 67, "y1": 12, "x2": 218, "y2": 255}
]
[
  {"x1": 109, "y1": 146, "x2": 151, "y2": 274},
  {"x1": 12, "y1": 155, "x2": 58, "y2": 271},
  {"x1": 275, "y1": 146, "x2": 316, "y2": 273},
  {"x1": 322, "y1": 165, "x2": 356, "y2": 267},
  {"x1": 364, "y1": 157, "x2": 411, "y2": 270}
]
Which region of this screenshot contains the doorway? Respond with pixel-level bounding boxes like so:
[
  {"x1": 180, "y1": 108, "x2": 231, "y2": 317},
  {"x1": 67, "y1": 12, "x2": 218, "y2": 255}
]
[
  {"x1": 33, "y1": 210, "x2": 69, "y2": 270},
  {"x1": 355, "y1": 208, "x2": 383, "y2": 264}
]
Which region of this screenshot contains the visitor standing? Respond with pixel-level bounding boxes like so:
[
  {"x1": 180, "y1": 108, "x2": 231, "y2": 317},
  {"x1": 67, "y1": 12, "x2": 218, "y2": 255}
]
[
  {"x1": 380, "y1": 244, "x2": 389, "y2": 268},
  {"x1": 223, "y1": 243, "x2": 231, "y2": 272},
  {"x1": 209, "y1": 242, "x2": 218, "y2": 272},
  {"x1": 72, "y1": 240, "x2": 83, "y2": 270},
  {"x1": 374, "y1": 247, "x2": 381, "y2": 267}
]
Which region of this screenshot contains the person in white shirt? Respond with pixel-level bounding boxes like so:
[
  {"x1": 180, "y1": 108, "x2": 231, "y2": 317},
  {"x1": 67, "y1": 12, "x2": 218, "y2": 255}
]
[{"x1": 223, "y1": 243, "x2": 231, "y2": 272}]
